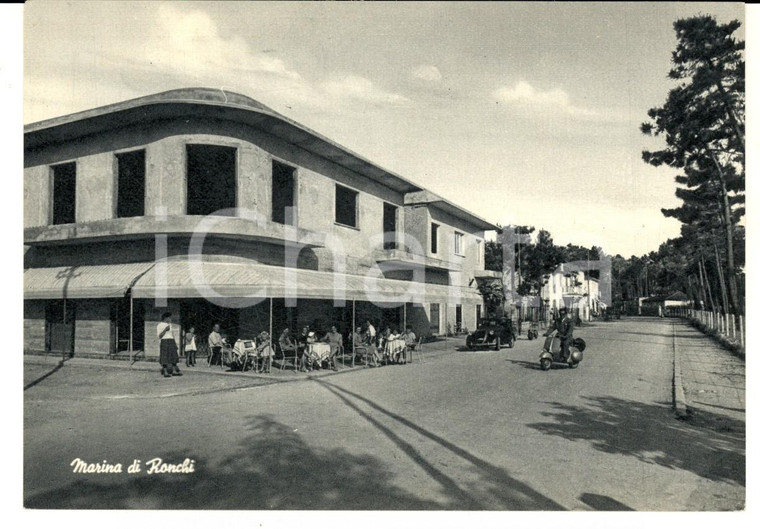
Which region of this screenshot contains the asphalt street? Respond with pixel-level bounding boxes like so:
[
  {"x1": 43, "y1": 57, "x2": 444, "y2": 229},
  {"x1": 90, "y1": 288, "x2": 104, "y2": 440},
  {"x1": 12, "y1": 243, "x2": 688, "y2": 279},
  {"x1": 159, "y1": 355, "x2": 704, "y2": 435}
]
[{"x1": 23, "y1": 318, "x2": 745, "y2": 511}]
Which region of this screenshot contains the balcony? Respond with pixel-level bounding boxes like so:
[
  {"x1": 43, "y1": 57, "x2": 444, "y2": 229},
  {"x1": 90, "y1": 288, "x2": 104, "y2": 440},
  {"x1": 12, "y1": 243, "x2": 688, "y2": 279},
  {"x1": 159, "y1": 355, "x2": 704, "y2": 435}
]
[
  {"x1": 373, "y1": 247, "x2": 461, "y2": 272},
  {"x1": 23, "y1": 215, "x2": 326, "y2": 248},
  {"x1": 474, "y1": 270, "x2": 501, "y2": 279}
]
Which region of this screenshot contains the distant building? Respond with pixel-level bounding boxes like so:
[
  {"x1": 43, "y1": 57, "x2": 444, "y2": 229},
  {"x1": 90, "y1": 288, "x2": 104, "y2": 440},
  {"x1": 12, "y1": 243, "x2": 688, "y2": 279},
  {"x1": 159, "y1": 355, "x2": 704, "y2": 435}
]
[
  {"x1": 24, "y1": 88, "x2": 498, "y2": 359},
  {"x1": 540, "y1": 265, "x2": 602, "y2": 321}
]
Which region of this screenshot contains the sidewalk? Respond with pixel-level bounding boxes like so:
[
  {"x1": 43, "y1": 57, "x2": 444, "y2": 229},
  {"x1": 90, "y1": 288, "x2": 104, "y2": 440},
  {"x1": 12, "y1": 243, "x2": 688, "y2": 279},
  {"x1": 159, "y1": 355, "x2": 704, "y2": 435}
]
[
  {"x1": 672, "y1": 320, "x2": 745, "y2": 432},
  {"x1": 24, "y1": 335, "x2": 467, "y2": 380}
]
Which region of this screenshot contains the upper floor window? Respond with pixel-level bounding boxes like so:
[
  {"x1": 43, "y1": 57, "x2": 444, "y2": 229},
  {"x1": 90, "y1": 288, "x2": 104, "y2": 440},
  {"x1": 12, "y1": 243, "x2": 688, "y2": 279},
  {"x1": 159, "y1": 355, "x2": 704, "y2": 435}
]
[
  {"x1": 383, "y1": 203, "x2": 398, "y2": 249},
  {"x1": 186, "y1": 144, "x2": 236, "y2": 216},
  {"x1": 335, "y1": 184, "x2": 358, "y2": 228},
  {"x1": 431, "y1": 223, "x2": 439, "y2": 254},
  {"x1": 272, "y1": 160, "x2": 297, "y2": 225},
  {"x1": 116, "y1": 150, "x2": 145, "y2": 218},
  {"x1": 51, "y1": 162, "x2": 76, "y2": 225},
  {"x1": 454, "y1": 231, "x2": 464, "y2": 256}
]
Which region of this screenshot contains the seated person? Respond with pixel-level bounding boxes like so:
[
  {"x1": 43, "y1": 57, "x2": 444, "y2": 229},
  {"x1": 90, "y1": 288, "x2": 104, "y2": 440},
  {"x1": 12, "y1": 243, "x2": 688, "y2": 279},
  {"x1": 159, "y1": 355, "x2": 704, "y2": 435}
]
[
  {"x1": 278, "y1": 328, "x2": 297, "y2": 360},
  {"x1": 255, "y1": 331, "x2": 273, "y2": 372},
  {"x1": 323, "y1": 326, "x2": 343, "y2": 370},
  {"x1": 298, "y1": 326, "x2": 317, "y2": 371},
  {"x1": 403, "y1": 326, "x2": 417, "y2": 348}
]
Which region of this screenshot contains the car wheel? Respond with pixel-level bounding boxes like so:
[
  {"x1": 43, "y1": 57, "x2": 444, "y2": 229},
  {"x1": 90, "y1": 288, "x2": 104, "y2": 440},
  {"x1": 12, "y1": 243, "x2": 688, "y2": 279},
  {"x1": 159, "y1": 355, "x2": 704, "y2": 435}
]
[
  {"x1": 493, "y1": 338, "x2": 500, "y2": 351},
  {"x1": 540, "y1": 358, "x2": 552, "y2": 371}
]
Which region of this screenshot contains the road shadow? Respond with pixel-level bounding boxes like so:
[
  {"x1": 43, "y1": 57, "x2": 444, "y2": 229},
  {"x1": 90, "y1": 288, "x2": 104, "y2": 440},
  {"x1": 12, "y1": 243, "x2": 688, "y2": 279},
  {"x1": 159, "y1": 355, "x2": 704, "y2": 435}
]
[
  {"x1": 24, "y1": 357, "x2": 71, "y2": 391},
  {"x1": 25, "y1": 414, "x2": 440, "y2": 510},
  {"x1": 527, "y1": 396, "x2": 745, "y2": 486},
  {"x1": 579, "y1": 493, "x2": 634, "y2": 511},
  {"x1": 505, "y1": 359, "x2": 543, "y2": 371},
  {"x1": 316, "y1": 379, "x2": 565, "y2": 511}
]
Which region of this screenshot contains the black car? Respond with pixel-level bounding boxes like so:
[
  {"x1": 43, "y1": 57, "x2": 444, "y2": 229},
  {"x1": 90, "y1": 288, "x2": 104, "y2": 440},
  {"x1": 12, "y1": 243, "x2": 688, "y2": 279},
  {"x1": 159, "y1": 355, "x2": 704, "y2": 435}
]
[{"x1": 466, "y1": 318, "x2": 516, "y2": 350}]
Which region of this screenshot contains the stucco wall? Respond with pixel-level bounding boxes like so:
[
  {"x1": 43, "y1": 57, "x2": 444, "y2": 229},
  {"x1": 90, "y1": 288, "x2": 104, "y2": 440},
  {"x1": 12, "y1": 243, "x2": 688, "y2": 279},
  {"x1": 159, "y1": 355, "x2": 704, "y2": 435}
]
[
  {"x1": 24, "y1": 300, "x2": 46, "y2": 351},
  {"x1": 25, "y1": 117, "x2": 415, "y2": 276},
  {"x1": 73, "y1": 299, "x2": 112, "y2": 355}
]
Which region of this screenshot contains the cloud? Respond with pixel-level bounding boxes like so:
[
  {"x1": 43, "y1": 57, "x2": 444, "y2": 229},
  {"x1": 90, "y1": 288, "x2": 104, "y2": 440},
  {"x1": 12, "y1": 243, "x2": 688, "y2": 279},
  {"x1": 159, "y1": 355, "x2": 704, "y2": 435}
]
[
  {"x1": 492, "y1": 80, "x2": 598, "y2": 118},
  {"x1": 412, "y1": 65, "x2": 442, "y2": 82},
  {"x1": 321, "y1": 75, "x2": 410, "y2": 106},
  {"x1": 25, "y1": 4, "x2": 415, "y2": 123}
]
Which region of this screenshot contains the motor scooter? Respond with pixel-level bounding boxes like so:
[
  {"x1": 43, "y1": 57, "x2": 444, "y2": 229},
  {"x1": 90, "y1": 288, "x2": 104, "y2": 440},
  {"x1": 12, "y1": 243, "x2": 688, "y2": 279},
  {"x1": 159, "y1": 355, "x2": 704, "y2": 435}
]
[{"x1": 539, "y1": 331, "x2": 585, "y2": 370}]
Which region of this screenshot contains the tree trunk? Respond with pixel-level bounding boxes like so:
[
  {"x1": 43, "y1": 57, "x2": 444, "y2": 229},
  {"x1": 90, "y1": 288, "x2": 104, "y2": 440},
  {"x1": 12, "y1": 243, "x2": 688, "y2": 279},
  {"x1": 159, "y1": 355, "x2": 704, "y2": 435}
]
[
  {"x1": 700, "y1": 257, "x2": 716, "y2": 313},
  {"x1": 706, "y1": 148, "x2": 741, "y2": 315},
  {"x1": 713, "y1": 238, "x2": 730, "y2": 314},
  {"x1": 696, "y1": 260, "x2": 708, "y2": 310}
]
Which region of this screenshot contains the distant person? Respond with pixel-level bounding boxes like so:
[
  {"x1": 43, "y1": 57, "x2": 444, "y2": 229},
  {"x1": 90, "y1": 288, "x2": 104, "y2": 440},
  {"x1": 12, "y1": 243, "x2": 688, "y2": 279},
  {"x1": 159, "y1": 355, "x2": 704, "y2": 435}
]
[
  {"x1": 208, "y1": 324, "x2": 224, "y2": 366},
  {"x1": 277, "y1": 327, "x2": 299, "y2": 371},
  {"x1": 157, "y1": 312, "x2": 181, "y2": 378},
  {"x1": 184, "y1": 326, "x2": 197, "y2": 367},
  {"x1": 365, "y1": 320, "x2": 376, "y2": 345}
]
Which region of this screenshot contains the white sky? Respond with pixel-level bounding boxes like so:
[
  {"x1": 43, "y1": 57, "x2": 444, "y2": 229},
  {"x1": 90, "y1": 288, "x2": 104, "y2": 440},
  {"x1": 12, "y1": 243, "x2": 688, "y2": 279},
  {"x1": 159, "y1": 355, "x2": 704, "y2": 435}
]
[{"x1": 23, "y1": 1, "x2": 745, "y2": 257}]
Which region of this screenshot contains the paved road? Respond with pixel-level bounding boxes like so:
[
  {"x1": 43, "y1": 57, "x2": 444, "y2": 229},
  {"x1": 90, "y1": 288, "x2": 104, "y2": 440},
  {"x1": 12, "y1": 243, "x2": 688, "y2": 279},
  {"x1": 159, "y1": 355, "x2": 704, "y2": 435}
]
[{"x1": 24, "y1": 318, "x2": 745, "y2": 510}]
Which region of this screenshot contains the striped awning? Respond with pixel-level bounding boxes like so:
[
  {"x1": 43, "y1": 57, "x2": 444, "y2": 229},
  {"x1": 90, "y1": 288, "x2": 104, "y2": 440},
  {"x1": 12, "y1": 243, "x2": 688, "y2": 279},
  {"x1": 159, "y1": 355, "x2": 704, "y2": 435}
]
[
  {"x1": 23, "y1": 263, "x2": 154, "y2": 299},
  {"x1": 130, "y1": 261, "x2": 481, "y2": 305}
]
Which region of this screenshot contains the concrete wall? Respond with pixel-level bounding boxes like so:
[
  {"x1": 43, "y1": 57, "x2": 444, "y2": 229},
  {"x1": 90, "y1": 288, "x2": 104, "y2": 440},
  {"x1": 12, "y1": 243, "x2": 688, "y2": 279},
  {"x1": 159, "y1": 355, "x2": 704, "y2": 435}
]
[
  {"x1": 73, "y1": 299, "x2": 112, "y2": 355},
  {"x1": 428, "y1": 206, "x2": 486, "y2": 288},
  {"x1": 24, "y1": 165, "x2": 50, "y2": 228},
  {"x1": 77, "y1": 153, "x2": 116, "y2": 222},
  {"x1": 24, "y1": 300, "x2": 46, "y2": 351}
]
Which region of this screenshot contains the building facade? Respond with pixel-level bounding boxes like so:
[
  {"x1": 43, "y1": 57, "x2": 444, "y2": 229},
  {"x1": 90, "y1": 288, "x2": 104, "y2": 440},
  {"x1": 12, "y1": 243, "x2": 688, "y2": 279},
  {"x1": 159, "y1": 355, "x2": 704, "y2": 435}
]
[
  {"x1": 540, "y1": 265, "x2": 602, "y2": 322},
  {"x1": 24, "y1": 88, "x2": 497, "y2": 359}
]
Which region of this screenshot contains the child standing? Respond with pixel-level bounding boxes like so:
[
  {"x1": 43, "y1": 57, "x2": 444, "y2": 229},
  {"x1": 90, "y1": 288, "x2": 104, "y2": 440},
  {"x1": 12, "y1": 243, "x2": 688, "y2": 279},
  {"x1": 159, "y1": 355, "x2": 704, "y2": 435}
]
[{"x1": 184, "y1": 326, "x2": 197, "y2": 367}]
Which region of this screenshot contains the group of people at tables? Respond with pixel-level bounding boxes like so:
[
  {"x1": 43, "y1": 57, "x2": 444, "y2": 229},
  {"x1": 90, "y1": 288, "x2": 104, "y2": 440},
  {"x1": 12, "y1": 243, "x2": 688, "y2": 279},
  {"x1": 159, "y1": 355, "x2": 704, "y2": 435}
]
[
  {"x1": 200, "y1": 320, "x2": 417, "y2": 373},
  {"x1": 278, "y1": 321, "x2": 418, "y2": 372}
]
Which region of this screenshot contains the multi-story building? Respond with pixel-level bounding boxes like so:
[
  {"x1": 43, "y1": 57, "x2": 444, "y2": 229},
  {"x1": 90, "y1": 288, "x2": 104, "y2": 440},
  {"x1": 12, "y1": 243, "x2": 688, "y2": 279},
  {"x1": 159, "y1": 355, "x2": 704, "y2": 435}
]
[
  {"x1": 540, "y1": 265, "x2": 602, "y2": 321},
  {"x1": 24, "y1": 88, "x2": 497, "y2": 359}
]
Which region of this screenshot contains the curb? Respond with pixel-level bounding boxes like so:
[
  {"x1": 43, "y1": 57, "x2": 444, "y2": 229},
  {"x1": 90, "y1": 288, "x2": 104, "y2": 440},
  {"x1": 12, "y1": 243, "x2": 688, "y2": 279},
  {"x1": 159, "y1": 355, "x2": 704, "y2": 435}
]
[{"x1": 671, "y1": 322, "x2": 689, "y2": 419}]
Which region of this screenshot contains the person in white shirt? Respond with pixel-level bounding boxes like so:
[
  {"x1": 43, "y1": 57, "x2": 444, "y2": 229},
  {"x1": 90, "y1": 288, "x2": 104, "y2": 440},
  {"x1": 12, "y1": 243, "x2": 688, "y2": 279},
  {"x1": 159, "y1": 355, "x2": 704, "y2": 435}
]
[
  {"x1": 157, "y1": 312, "x2": 181, "y2": 377},
  {"x1": 208, "y1": 324, "x2": 223, "y2": 366},
  {"x1": 365, "y1": 320, "x2": 376, "y2": 345}
]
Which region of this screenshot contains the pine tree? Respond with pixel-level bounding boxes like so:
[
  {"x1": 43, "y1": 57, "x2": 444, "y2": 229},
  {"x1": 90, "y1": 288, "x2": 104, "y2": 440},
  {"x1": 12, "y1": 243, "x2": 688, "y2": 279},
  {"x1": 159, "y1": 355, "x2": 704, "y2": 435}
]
[{"x1": 641, "y1": 15, "x2": 744, "y2": 314}]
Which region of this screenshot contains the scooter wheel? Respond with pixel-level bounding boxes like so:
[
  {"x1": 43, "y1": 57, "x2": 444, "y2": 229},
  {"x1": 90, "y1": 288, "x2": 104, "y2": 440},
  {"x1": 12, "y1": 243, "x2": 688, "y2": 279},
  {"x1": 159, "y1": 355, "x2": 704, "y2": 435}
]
[
  {"x1": 539, "y1": 358, "x2": 551, "y2": 371},
  {"x1": 568, "y1": 361, "x2": 579, "y2": 369}
]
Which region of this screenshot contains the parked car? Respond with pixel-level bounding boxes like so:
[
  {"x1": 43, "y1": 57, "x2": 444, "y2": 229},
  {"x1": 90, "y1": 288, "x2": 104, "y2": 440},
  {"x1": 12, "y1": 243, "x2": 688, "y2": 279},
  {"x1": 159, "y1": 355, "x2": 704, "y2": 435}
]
[{"x1": 465, "y1": 318, "x2": 516, "y2": 350}]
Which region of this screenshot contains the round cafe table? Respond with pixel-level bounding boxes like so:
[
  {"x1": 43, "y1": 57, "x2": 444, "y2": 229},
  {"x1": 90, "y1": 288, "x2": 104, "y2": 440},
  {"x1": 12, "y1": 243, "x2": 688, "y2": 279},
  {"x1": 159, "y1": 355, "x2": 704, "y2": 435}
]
[{"x1": 308, "y1": 342, "x2": 332, "y2": 363}]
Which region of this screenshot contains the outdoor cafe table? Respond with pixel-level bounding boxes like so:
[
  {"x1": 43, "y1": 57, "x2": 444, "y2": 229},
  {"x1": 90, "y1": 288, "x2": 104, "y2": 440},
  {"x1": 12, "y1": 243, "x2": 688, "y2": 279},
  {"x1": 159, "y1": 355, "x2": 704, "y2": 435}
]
[
  {"x1": 308, "y1": 342, "x2": 332, "y2": 363},
  {"x1": 384, "y1": 338, "x2": 406, "y2": 360}
]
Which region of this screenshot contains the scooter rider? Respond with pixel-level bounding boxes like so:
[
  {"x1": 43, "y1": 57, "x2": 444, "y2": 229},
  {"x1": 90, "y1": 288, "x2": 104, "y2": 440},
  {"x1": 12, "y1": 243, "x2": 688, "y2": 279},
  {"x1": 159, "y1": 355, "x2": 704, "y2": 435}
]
[{"x1": 544, "y1": 308, "x2": 575, "y2": 360}]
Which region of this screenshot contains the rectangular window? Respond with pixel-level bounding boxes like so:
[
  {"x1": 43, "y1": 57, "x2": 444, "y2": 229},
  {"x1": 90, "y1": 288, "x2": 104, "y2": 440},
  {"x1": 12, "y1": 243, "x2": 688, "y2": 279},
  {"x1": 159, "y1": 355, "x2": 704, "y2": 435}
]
[
  {"x1": 429, "y1": 303, "x2": 440, "y2": 334},
  {"x1": 383, "y1": 203, "x2": 397, "y2": 250},
  {"x1": 186, "y1": 144, "x2": 237, "y2": 216},
  {"x1": 116, "y1": 150, "x2": 145, "y2": 218},
  {"x1": 454, "y1": 231, "x2": 464, "y2": 256},
  {"x1": 51, "y1": 162, "x2": 76, "y2": 225},
  {"x1": 272, "y1": 160, "x2": 296, "y2": 225},
  {"x1": 335, "y1": 184, "x2": 358, "y2": 228},
  {"x1": 431, "y1": 223, "x2": 439, "y2": 254},
  {"x1": 455, "y1": 304, "x2": 462, "y2": 331}
]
